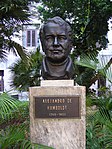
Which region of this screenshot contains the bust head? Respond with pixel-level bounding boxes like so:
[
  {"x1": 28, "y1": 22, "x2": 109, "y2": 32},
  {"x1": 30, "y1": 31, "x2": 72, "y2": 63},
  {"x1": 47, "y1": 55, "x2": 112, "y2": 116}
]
[{"x1": 39, "y1": 16, "x2": 73, "y2": 63}]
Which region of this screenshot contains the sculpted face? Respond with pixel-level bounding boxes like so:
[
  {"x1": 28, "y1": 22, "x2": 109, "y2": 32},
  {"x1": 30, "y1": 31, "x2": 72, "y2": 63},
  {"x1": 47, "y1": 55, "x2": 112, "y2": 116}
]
[{"x1": 43, "y1": 22, "x2": 72, "y2": 63}]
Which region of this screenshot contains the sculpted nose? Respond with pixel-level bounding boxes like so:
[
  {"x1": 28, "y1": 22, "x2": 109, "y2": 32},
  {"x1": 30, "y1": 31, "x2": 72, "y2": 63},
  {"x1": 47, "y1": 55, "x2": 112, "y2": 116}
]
[{"x1": 53, "y1": 37, "x2": 59, "y2": 46}]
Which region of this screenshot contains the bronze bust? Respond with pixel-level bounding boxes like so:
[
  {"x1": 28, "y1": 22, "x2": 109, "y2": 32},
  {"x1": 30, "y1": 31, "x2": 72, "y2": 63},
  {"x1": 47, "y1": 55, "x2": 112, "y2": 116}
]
[{"x1": 39, "y1": 16, "x2": 74, "y2": 80}]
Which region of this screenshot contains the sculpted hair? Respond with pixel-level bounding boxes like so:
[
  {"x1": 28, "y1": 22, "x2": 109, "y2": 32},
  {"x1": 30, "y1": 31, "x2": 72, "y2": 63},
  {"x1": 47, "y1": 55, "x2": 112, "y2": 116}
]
[{"x1": 39, "y1": 16, "x2": 72, "y2": 51}]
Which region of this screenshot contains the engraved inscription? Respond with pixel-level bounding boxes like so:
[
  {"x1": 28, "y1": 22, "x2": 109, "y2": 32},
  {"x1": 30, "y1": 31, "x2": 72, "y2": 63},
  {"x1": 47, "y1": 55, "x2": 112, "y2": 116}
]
[{"x1": 34, "y1": 96, "x2": 80, "y2": 118}]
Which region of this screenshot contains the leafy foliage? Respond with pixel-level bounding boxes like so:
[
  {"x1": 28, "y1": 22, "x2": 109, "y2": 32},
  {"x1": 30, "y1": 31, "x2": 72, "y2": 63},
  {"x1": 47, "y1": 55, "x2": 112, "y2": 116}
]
[
  {"x1": 0, "y1": 92, "x2": 30, "y2": 148},
  {"x1": 0, "y1": 92, "x2": 53, "y2": 149},
  {"x1": 86, "y1": 90, "x2": 112, "y2": 149},
  {"x1": 75, "y1": 53, "x2": 112, "y2": 91},
  {"x1": 0, "y1": 92, "x2": 29, "y2": 126},
  {"x1": 0, "y1": 0, "x2": 31, "y2": 61},
  {"x1": 10, "y1": 49, "x2": 42, "y2": 91},
  {"x1": 75, "y1": 52, "x2": 112, "y2": 147},
  {"x1": 38, "y1": 0, "x2": 112, "y2": 56},
  {"x1": 0, "y1": 124, "x2": 29, "y2": 149}
]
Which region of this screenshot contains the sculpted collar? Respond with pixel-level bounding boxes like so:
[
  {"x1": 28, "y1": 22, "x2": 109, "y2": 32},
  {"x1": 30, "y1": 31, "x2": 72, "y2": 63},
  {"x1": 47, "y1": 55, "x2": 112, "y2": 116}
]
[{"x1": 41, "y1": 56, "x2": 74, "y2": 80}]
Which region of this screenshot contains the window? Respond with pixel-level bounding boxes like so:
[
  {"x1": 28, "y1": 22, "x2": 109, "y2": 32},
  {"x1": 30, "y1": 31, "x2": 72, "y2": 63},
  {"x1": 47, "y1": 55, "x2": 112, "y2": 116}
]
[
  {"x1": 27, "y1": 30, "x2": 36, "y2": 47},
  {"x1": 0, "y1": 70, "x2": 4, "y2": 92}
]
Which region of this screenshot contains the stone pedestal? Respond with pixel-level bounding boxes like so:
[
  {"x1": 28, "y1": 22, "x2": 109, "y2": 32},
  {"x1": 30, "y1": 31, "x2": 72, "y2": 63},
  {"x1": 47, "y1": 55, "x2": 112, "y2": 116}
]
[{"x1": 29, "y1": 80, "x2": 86, "y2": 149}]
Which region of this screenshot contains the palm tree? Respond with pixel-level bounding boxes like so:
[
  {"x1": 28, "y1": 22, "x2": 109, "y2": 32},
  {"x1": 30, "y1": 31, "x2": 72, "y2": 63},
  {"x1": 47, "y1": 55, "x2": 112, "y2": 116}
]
[
  {"x1": 10, "y1": 49, "x2": 42, "y2": 91},
  {"x1": 0, "y1": 0, "x2": 30, "y2": 61},
  {"x1": 75, "y1": 53, "x2": 112, "y2": 93}
]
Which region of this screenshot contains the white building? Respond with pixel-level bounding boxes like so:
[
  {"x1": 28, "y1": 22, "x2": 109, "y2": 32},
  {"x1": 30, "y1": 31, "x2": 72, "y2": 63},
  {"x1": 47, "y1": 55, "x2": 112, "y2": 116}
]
[
  {"x1": 0, "y1": 23, "x2": 40, "y2": 100},
  {"x1": 90, "y1": 18, "x2": 112, "y2": 92},
  {"x1": 99, "y1": 18, "x2": 112, "y2": 90},
  {"x1": 0, "y1": 1, "x2": 41, "y2": 99}
]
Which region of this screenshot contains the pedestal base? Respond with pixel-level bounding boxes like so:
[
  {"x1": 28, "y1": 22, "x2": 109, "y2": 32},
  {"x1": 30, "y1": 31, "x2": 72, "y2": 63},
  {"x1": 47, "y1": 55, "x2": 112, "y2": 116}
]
[{"x1": 29, "y1": 80, "x2": 86, "y2": 149}]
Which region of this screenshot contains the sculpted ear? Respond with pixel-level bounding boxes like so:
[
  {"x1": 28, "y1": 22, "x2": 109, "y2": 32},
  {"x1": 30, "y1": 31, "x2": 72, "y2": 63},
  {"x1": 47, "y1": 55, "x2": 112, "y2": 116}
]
[
  {"x1": 69, "y1": 40, "x2": 73, "y2": 51},
  {"x1": 39, "y1": 26, "x2": 46, "y2": 53},
  {"x1": 41, "y1": 39, "x2": 46, "y2": 53}
]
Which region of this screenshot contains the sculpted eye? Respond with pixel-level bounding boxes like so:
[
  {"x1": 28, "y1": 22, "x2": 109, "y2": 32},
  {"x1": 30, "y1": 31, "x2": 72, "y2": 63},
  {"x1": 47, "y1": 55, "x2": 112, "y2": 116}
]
[
  {"x1": 45, "y1": 36, "x2": 53, "y2": 41},
  {"x1": 59, "y1": 36, "x2": 66, "y2": 40}
]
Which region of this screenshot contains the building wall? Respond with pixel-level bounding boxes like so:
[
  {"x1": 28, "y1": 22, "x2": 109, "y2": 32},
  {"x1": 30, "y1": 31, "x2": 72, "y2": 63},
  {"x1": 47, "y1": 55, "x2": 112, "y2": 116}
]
[
  {"x1": 99, "y1": 50, "x2": 112, "y2": 91},
  {"x1": 90, "y1": 18, "x2": 112, "y2": 93},
  {"x1": 0, "y1": 24, "x2": 40, "y2": 100}
]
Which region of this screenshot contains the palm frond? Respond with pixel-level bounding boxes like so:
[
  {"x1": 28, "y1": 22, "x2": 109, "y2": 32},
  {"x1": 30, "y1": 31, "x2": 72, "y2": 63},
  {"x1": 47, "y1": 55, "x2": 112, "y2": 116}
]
[
  {"x1": 76, "y1": 54, "x2": 98, "y2": 70},
  {"x1": 76, "y1": 53, "x2": 112, "y2": 84},
  {"x1": 0, "y1": 124, "x2": 28, "y2": 149},
  {"x1": 0, "y1": 49, "x2": 7, "y2": 62},
  {"x1": 86, "y1": 93, "x2": 112, "y2": 148},
  {"x1": 4, "y1": 39, "x2": 30, "y2": 64},
  {"x1": 0, "y1": 123, "x2": 54, "y2": 149},
  {"x1": 0, "y1": 92, "x2": 20, "y2": 121},
  {"x1": 9, "y1": 50, "x2": 42, "y2": 91}
]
